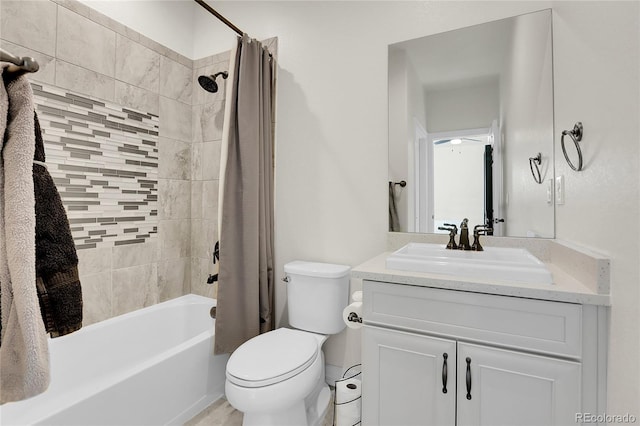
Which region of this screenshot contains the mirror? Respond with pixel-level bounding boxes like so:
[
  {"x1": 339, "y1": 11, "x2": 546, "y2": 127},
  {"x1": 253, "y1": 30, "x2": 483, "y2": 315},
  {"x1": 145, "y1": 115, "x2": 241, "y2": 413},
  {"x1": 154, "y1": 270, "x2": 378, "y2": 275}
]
[{"x1": 388, "y1": 9, "x2": 554, "y2": 238}]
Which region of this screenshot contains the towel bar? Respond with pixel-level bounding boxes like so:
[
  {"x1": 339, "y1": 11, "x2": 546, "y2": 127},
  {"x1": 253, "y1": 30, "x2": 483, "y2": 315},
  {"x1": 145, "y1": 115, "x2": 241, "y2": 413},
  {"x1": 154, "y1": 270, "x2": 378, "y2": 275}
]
[{"x1": 0, "y1": 47, "x2": 39, "y2": 74}]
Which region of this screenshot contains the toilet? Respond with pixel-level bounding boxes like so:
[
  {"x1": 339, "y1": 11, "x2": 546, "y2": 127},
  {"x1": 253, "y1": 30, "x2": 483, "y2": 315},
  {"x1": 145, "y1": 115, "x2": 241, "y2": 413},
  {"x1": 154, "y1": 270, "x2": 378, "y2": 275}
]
[{"x1": 225, "y1": 260, "x2": 351, "y2": 426}]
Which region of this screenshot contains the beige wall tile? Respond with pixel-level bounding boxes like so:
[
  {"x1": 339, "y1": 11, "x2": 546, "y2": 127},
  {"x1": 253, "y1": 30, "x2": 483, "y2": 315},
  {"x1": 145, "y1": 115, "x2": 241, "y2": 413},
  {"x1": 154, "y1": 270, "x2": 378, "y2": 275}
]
[
  {"x1": 160, "y1": 96, "x2": 192, "y2": 142},
  {"x1": 112, "y1": 240, "x2": 158, "y2": 269},
  {"x1": 158, "y1": 258, "x2": 190, "y2": 301},
  {"x1": 191, "y1": 142, "x2": 204, "y2": 181},
  {"x1": 160, "y1": 55, "x2": 192, "y2": 104},
  {"x1": 192, "y1": 101, "x2": 225, "y2": 144},
  {"x1": 0, "y1": 0, "x2": 57, "y2": 56},
  {"x1": 191, "y1": 181, "x2": 204, "y2": 220},
  {"x1": 159, "y1": 219, "x2": 191, "y2": 260},
  {"x1": 77, "y1": 247, "x2": 113, "y2": 275},
  {"x1": 202, "y1": 180, "x2": 219, "y2": 222},
  {"x1": 115, "y1": 34, "x2": 160, "y2": 93},
  {"x1": 80, "y1": 271, "x2": 112, "y2": 326},
  {"x1": 158, "y1": 179, "x2": 191, "y2": 220},
  {"x1": 55, "y1": 60, "x2": 115, "y2": 101},
  {"x1": 201, "y1": 140, "x2": 222, "y2": 180},
  {"x1": 57, "y1": 6, "x2": 116, "y2": 76},
  {"x1": 112, "y1": 263, "x2": 158, "y2": 316},
  {"x1": 114, "y1": 80, "x2": 159, "y2": 114},
  {"x1": 158, "y1": 138, "x2": 191, "y2": 180},
  {"x1": 201, "y1": 102, "x2": 225, "y2": 142}
]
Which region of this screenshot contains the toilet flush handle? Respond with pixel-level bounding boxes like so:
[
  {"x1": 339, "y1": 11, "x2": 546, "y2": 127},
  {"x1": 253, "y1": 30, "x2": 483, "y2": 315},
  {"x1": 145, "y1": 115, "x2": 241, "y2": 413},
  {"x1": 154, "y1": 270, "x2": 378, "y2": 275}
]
[{"x1": 282, "y1": 276, "x2": 290, "y2": 283}]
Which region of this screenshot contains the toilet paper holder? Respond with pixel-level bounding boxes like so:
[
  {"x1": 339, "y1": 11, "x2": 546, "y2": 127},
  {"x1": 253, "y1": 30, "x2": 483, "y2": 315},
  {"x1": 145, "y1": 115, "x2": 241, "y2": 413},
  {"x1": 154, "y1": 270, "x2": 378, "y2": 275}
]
[
  {"x1": 347, "y1": 311, "x2": 362, "y2": 324},
  {"x1": 333, "y1": 364, "x2": 362, "y2": 426}
]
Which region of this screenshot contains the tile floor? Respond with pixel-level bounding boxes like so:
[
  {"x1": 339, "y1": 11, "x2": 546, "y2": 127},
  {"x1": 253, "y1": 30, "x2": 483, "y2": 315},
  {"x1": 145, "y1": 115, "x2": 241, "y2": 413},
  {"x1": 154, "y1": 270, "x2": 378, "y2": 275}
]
[{"x1": 185, "y1": 390, "x2": 335, "y2": 426}]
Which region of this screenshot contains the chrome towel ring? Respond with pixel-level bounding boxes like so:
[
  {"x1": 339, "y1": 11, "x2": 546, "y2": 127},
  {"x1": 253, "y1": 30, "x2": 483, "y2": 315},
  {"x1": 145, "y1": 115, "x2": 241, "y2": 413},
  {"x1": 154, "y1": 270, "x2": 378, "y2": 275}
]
[
  {"x1": 529, "y1": 153, "x2": 542, "y2": 184},
  {"x1": 561, "y1": 122, "x2": 584, "y2": 171}
]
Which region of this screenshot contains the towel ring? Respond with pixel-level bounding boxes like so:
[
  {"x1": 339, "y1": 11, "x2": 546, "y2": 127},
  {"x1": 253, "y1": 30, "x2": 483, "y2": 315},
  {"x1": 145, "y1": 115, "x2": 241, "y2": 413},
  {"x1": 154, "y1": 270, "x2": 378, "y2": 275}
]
[
  {"x1": 529, "y1": 153, "x2": 542, "y2": 184},
  {"x1": 392, "y1": 180, "x2": 407, "y2": 188},
  {"x1": 561, "y1": 122, "x2": 583, "y2": 171}
]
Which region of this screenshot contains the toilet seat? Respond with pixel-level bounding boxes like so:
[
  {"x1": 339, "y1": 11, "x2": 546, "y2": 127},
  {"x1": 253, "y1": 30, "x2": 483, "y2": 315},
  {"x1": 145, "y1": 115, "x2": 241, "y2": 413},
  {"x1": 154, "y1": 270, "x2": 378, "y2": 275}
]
[{"x1": 226, "y1": 328, "x2": 319, "y2": 388}]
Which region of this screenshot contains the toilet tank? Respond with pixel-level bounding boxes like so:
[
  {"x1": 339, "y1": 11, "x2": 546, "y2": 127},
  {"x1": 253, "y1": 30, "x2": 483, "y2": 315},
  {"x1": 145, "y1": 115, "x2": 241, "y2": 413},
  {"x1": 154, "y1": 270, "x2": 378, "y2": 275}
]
[{"x1": 284, "y1": 261, "x2": 350, "y2": 335}]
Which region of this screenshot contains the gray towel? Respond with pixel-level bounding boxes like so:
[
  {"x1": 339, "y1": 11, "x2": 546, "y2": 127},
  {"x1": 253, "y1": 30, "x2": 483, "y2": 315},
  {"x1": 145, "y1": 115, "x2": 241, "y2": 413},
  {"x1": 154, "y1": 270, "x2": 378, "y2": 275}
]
[
  {"x1": 0, "y1": 69, "x2": 50, "y2": 404},
  {"x1": 389, "y1": 181, "x2": 400, "y2": 232},
  {"x1": 33, "y1": 112, "x2": 83, "y2": 338}
]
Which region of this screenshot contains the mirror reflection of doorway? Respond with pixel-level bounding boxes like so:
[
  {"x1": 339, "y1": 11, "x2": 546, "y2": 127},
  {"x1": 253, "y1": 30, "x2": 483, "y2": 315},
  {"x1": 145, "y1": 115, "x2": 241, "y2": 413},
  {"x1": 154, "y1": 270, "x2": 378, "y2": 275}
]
[{"x1": 415, "y1": 122, "x2": 503, "y2": 234}]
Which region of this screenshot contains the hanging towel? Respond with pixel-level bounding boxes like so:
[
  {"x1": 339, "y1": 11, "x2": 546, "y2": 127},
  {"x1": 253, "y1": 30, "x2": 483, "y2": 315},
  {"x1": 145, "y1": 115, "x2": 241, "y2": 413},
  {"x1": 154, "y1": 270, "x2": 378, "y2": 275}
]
[
  {"x1": 33, "y1": 112, "x2": 82, "y2": 338},
  {"x1": 388, "y1": 181, "x2": 400, "y2": 232},
  {"x1": 0, "y1": 69, "x2": 50, "y2": 404}
]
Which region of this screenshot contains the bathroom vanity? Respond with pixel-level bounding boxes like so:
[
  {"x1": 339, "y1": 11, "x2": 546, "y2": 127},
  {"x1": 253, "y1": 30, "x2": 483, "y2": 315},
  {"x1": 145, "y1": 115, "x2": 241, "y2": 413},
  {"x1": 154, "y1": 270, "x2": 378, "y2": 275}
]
[{"x1": 352, "y1": 238, "x2": 610, "y2": 426}]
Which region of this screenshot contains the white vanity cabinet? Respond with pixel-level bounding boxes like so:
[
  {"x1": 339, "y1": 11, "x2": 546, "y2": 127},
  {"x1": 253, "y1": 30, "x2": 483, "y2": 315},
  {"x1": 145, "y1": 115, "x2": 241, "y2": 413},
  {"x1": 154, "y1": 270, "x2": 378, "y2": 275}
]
[
  {"x1": 362, "y1": 326, "x2": 456, "y2": 425},
  {"x1": 361, "y1": 280, "x2": 606, "y2": 426}
]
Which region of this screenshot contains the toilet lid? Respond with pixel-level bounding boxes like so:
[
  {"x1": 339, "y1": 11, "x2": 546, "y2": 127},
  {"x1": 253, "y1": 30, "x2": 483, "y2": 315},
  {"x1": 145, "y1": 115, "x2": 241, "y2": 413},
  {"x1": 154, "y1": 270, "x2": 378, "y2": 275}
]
[{"x1": 226, "y1": 328, "x2": 319, "y2": 388}]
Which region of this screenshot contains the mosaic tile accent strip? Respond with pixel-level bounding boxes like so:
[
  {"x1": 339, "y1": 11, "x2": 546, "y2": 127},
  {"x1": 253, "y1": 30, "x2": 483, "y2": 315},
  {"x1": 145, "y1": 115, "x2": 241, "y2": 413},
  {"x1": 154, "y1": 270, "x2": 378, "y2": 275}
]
[{"x1": 31, "y1": 82, "x2": 158, "y2": 249}]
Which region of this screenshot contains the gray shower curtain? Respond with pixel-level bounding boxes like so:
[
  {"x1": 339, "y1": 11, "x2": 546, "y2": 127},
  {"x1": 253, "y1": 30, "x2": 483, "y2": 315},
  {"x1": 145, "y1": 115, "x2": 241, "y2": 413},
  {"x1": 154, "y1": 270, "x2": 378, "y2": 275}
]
[{"x1": 214, "y1": 35, "x2": 275, "y2": 355}]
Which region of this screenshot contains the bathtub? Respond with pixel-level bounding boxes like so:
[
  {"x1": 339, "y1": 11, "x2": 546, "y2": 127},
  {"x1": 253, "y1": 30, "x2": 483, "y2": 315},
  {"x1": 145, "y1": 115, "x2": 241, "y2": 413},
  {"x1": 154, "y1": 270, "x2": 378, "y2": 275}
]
[{"x1": 0, "y1": 294, "x2": 229, "y2": 426}]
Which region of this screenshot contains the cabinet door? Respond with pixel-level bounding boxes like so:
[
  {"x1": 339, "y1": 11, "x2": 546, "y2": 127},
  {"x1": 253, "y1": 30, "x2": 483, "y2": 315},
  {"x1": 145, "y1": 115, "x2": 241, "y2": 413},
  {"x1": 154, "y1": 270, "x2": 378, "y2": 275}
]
[
  {"x1": 457, "y1": 343, "x2": 581, "y2": 426},
  {"x1": 362, "y1": 325, "x2": 456, "y2": 426}
]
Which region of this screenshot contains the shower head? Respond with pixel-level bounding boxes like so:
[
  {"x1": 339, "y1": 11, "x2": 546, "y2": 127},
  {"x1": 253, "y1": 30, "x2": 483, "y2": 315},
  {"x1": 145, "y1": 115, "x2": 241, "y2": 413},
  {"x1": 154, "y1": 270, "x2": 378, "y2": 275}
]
[{"x1": 198, "y1": 71, "x2": 229, "y2": 93}]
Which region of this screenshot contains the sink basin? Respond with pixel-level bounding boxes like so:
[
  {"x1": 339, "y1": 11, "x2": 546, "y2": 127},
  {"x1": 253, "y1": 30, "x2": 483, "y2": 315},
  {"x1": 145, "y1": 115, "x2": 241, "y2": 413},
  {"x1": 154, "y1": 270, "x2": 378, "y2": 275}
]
[{"x1": 386, "y1": 243, "x2": 553, "y2": 284}]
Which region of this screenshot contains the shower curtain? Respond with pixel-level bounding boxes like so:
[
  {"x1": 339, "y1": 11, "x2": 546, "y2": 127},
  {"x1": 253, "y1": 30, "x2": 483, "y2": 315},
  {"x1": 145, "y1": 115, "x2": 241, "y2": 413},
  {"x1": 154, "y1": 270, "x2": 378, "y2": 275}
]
[{"x1": 214, "y1": 35, "x2": 275, "y2": 355}]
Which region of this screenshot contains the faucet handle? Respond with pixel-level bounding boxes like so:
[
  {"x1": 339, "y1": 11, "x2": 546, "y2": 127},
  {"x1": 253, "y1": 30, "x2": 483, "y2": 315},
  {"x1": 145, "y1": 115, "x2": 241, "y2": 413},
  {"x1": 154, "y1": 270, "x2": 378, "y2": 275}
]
[
  {"x1": 473, "y1": 224, "x2": 493, "y2": 237},
  {"x1": 438, "y1": 226, "x2": 458, "y2": 250},
  {"x1": 471, "y1": 225, "x2": 493, "y2": 251}
]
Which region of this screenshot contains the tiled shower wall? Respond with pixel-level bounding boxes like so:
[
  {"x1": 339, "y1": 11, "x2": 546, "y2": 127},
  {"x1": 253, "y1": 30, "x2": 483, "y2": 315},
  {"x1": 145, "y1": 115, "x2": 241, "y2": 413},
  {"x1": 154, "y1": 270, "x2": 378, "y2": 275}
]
[
  {"x1": 190, "y1": 52, "x2": 229, "y2": 298},
  {"x1": 0, "y1": 0, "x2": 229, "y2": 325}
]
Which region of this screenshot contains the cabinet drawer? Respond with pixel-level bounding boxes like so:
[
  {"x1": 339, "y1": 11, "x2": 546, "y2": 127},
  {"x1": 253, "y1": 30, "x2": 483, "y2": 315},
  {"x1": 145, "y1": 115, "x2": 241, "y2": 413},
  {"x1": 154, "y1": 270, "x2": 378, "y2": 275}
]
[{"x1": 363, "y1": 281, "x2": 582, "y2": 358}]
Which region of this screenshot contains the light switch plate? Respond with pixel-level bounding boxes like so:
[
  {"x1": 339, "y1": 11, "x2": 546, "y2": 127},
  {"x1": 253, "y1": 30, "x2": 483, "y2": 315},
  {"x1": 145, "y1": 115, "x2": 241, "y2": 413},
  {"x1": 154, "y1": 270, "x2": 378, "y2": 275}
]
[{"x1": 555, "y1": 175, "x2": 565, "y2": 205}]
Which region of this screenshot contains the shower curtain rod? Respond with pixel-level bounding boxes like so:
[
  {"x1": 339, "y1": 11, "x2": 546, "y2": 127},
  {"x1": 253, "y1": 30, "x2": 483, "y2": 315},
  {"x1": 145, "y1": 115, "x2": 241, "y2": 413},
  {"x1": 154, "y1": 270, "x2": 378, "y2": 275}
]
[{"x1": 193, "y1": 0, "x2": 244, "y2": 37}]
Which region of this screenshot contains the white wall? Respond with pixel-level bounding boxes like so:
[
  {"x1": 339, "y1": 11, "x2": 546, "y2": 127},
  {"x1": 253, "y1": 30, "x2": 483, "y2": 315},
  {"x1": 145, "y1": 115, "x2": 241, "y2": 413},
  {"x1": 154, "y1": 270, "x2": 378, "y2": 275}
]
[
  {"x1": 425, "y1": 78, "x2": 499, "y2": 133},
  {"x1": 388, "y1": 49, "x2": 411, "y2": 232},
  {"x1": 77, "y1": 0, "x2": 198, "y2": 57},
  {"x1": 551, "y1": 1, "x2": 639, "y2": 416},
  {"x1": 388, "y1": 48, "x2": 427, "y2": 232},
  {"x1": 81, "y1": 0, "x2": 638, "y2": 416},
  {"x1": 501, "y1": 10, "x2": 555, "y2": 237}
]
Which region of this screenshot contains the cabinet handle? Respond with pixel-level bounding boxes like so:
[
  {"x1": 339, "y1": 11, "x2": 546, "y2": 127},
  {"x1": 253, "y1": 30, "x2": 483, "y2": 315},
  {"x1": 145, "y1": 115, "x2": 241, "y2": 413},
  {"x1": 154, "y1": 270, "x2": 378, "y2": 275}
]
[
  {"x1": 465, "y1": 357, "x2": 472, "y2": 400},
  {"x1": 442, "y1": 353, "x2": 448, "y2": 394}
]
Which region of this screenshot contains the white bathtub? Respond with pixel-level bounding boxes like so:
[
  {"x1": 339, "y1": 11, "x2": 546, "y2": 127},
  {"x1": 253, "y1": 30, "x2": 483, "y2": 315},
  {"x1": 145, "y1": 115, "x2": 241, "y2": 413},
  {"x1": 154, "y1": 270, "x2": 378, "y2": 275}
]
[{"x1": 0, "y1": 294, "x2": 228, "y2": 426}]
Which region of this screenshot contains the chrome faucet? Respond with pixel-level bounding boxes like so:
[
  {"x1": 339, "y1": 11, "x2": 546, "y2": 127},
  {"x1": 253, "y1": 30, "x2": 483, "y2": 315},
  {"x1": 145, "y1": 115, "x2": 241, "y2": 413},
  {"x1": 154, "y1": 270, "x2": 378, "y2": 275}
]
[
  {"x1": 438, "y1": 223, "x2": 458, "y2": 249},
  {"x1": 458, "y1": 218, "x2": 471, "y2": 250},
  {"x1": 471, "y1": 225, "x2": 493, "y2": 251}
]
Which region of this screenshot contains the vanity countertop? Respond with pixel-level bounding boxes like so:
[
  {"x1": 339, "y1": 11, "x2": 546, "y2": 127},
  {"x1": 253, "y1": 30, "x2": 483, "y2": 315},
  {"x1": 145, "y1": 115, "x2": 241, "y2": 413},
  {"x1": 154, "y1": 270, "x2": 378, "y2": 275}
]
[{"x1": 352, "y1": 251, "x2": 610, "y2": 306}]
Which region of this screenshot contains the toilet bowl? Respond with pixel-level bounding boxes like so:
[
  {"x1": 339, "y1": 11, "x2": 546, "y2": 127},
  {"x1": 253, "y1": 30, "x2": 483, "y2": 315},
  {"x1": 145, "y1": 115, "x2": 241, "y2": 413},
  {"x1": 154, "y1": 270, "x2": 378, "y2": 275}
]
[
  {"x1": 224, "y1": 261, "x2": 351, "y2": 426},
  {"x1": 225, "y1": 328, "x2": 330, "y2": 426}
]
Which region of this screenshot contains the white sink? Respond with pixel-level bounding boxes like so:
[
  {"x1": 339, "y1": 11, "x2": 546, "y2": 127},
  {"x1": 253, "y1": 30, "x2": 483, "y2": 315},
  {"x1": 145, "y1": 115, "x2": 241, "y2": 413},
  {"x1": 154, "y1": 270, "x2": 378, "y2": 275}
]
[{"x1": 386, "y1": 243, "x2": 553, "y2": 285}]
